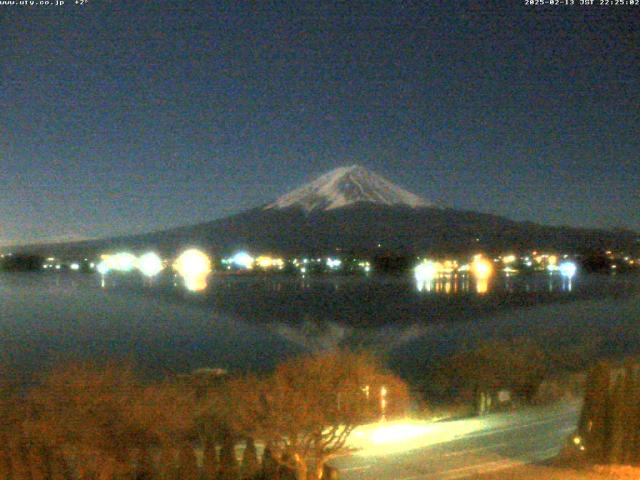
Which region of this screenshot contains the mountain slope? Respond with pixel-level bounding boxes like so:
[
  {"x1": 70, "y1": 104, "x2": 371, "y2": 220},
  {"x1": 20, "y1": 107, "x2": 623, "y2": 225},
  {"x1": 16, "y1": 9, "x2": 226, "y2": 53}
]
[{"x1": 14, "y1": 166, "x2": 638, "y2": 257}]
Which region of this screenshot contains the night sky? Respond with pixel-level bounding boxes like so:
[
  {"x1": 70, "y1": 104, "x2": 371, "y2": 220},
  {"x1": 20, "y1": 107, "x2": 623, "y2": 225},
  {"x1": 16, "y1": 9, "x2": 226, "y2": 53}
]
[{"x1": 1, "y1": 1, "x2": 638, "y2": 246}]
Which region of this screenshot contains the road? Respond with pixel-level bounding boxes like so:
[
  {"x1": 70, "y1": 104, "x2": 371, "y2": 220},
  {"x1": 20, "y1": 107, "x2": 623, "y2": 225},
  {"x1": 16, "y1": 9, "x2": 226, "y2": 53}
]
[{"x1": 330, "y1": 402, "x2": 580, "y2": 480}]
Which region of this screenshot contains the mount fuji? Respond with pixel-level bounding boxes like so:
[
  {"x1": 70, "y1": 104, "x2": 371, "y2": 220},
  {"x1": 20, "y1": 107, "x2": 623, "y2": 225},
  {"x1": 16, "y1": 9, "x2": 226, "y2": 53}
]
[
  {"x1": 265, "y1": 165, "x2": 429, "y2": 212},
  {"x1": 19, "y1": 165, "x2": 638, "y2": 257}
]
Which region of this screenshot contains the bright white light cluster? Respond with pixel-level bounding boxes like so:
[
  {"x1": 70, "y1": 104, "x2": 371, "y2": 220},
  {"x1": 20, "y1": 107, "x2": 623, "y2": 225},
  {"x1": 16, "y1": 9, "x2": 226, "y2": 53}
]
[
  {"x1": 173, "y1": 248, "x2": 212, "y2": 291},
  {"x1": 97, "y1": 261, "x2": 110, "y2": 275},
  {"x1": 107, "y1": 252, "x2": 137, "y2": 272},
  {"x1": 414, "y1": 260, "x2": 440, "y2": 283},
  {"x1": 97, "y1": 251, "x2": 165, "y2": 278},
  {"x1": 559, "y1": 261, "x2": 577, "y2": 278},
  {"x1": 137, "y1": 252, "x2": 164, "y2": 278},
  {"x1": 231, "y1": 251, "x2": 254, "y2": 269},
  {"x1": 326, "y1": 258, "x2": 342, "y2": 269}
]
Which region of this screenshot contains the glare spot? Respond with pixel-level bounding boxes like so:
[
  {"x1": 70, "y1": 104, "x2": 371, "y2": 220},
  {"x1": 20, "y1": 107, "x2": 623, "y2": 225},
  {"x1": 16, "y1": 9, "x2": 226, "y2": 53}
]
[
  {"x1": 137, "y1": 252, "x2": 164, "y2": 278},
  {"x1": 174, "y1": 248, "x2": 212, "y2": 292},
  {"x1": 559, "y1": 261, "x2": 577, "y2": 279},
  {"x1": 230, "y1": 251, "x2": 254, "y2": 269}
]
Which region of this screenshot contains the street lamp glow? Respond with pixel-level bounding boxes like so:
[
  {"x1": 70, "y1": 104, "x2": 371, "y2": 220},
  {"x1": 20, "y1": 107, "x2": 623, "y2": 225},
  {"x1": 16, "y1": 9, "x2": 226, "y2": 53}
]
[
  {"x1": 414, "y1": 260, "x2": 440, "y2": 282},
  {"x1": 471, "y1": 255, "x2": 493, "y2": 280},
  {"x1": 255, "y1": 255, "x2": 284, "y2": 269},
  {"x1": 559, "y1": 261, "x2": 577, "y2": 279},
  {"x1": 231, "y1": 251, "x2": 254, "y2": 269},
  {"x1": 471, "y1": 255, "x2": 493, "y2": 294},
  {"x1": 137, "y1": 252, "x2": 164, "y2": 278},
  {"x1": 414, "y1": 260, "x2": 441, "y2": 292},
  {"x1": 96, "y1": 261, "x2": 110, "y2": 275},
  {"x1": 109, "y1": 252, "x2": 137, "y2": 272},
  {"x1": 326, "y1": 258, "x2": 342, "y2": 269},
  {"x1": 502, "y1": 254, "x2": 516, "y2": 264},
  {"x1": 70, "y1": 263, "x2": 80, "y2": 271},
  {"x1": 174, "y1": 248, "x2": 212, "y2": 292}
]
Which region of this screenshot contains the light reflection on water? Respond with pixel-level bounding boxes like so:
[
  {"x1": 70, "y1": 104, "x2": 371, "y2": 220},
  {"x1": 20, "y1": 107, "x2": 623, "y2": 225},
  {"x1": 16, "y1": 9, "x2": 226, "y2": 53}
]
[
  {"x1": 96, "y1": 273, "x2": 580, "y2": 296},
  {"x1": 83, "y1": 270, "x2": 639, "y2": 360},
  {"x1": 99, "y1": 269, "x2": 591, "y2": 299},
  {"x1": 413, "y1": 272, "x2": 577, "y2": 295}
]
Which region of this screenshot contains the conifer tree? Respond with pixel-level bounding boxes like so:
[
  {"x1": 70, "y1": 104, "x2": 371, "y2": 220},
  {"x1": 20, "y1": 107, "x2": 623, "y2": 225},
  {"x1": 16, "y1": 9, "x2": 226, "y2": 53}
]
[
  {"x1": 218, "y1": 430, "x2": 239, "y2": 480},
  {"x1": 260, "y1": 445, "x2": 279, "y2": 480},
  {"x1": 203, "y1": 440, "x2": 219, "y2": 480},
  {"x1": 11, "y1": 441, "x2": 32, "y2": 480},
  {"x1": 50, "y1": 453, "x2": 73, "y2": 480},
  {"x1": 136, "y1": 446, "x2": 155, "y2": 480},
  {"x1": 607, "y1": 377, "x2": 626, "y2": 464},
  {"x1": 240, "y1": 438, "x2": 259, "y2": 480},
  {"x1": 0, "y1": 442, "x2": 12, "y2": 480},
  {"x1": 177, "y1": 443, "x2": 199, "y2": 480},
  {"x1": 579, "y1": 361, "x2": 611, "y2": 463},
  {"x1": 28, "y1": 444, "x2": 50, "y2": 480},
  {"x1": 157, "y1": 446, "x2": 178, "y2": 480},
  {"x1": 630, "y1": 366, "x2": 640, "y2": 465}
]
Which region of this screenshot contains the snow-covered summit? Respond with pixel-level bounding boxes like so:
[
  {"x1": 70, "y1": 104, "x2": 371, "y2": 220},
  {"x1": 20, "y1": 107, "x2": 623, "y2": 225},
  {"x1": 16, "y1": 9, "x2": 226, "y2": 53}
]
[{"x1": 265, "y1": 165, "x2": 430, "y2": 212}]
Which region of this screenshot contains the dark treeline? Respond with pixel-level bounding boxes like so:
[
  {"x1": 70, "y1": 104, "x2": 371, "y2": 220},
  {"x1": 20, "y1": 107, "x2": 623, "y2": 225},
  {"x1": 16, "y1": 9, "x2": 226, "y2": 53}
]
[
  {"x1": 0, "y1": 351, "x2": 410, "y2": 480},
  {"x1": 578, "y1": 359, "x2": 640, "y2": 465},
  {"x1": 417, "y1": 336, "x2": 598, "y2": 414},
  {"x1": 0, "y1": 255, "x2": 45, "y2": 272}
]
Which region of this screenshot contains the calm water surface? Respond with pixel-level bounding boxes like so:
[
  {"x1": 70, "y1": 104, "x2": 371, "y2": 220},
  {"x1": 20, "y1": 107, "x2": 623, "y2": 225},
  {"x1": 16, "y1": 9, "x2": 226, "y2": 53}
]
[{"x1": 1, "y1": 271, "x2": 638, "y2": 381}]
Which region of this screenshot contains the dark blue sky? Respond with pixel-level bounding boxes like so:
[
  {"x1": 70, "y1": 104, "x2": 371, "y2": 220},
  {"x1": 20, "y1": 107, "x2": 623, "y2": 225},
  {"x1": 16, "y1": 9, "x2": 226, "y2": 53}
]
[{"x1": 1, "y1": 1, "x2": 638, "y2": 245}]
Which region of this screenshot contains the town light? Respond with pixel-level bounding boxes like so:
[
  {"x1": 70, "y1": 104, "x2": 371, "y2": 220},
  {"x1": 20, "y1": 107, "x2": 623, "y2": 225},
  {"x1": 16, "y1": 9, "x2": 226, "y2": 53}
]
[
  {"x1": 471, "y1": 255, "x2": 493, "y2": 294},
  {"x1": 174, "y1": 248, "x2": 212, "y2": 292},
  {"x1": 326, "y1": 258, "x2": 342, "y2": 269},
  {"x1": 137, "y1": 252, "x2": 164, "y2": 278},
  {"x1": 108, "y1": 252, "x2": 137, "y2": 272},
  {"x1": 414, "y1": 260, "x2": 441, "y2": 292},
  {"x1": 502, "y1": 254, "x2": 516, "y2": 264},
  {"x1": 471, "y1": 255, "x2": 493, "y2": 280},
  {"x1": 255, "y1": 256, "x2": 285, "y2": 270},
  {"x1": 231, "y1": 251, "x2": 254, "y2": 269},
  {"x1": 559, "y1": 261, "x2": 577, "y2": 279},
  {"x1": 414, "y1": 260, "x2": 440, "y2": 282},
  {"x1": 96, "y1": 261, "x2": 110, "y2": 275}
]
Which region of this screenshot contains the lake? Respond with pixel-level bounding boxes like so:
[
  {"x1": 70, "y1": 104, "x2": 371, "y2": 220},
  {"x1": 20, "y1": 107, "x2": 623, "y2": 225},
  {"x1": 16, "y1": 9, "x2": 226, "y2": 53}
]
[{"x1": 1, "y1": 271, "x2": 639, "y2": 383}]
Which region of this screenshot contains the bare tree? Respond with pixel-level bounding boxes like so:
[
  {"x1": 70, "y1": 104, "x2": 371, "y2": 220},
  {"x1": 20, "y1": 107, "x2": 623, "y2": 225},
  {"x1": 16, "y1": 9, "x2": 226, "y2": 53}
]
[
  {"x1": 220, "y1": 350, "x2": 410, "y2": 480},
  {"x1": 22, "y1": 363, "x2": 137, "y2": 478}
]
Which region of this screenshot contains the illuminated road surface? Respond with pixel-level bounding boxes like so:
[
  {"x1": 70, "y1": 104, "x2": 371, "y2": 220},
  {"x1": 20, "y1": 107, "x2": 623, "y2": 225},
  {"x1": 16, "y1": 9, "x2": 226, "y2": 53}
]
[{"x1": 331, "y1": 402, "x2": 580, "y2": 480}]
